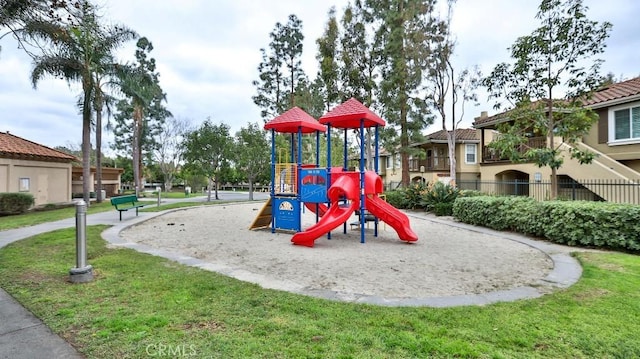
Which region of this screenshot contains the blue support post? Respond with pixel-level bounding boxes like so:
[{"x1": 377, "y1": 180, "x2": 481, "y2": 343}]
[
  {"x1": 326, "y1": 125, "x2": 332, "y2": 240},
  {"x1": 270, "y1": 129, "x2": 276, "y2": 233},
  {"x1": 297, "y1": 127, "x2": 303, "y2": 231},
  {"x1": 359, "y1": 120, "x2": 365, "y2": 244},
  {"x1": 315, "y1": 130, "x2": 320, "y2": 223},
  {"x1": 374, "y1": 125, "x2": 379, "y2": 237}
]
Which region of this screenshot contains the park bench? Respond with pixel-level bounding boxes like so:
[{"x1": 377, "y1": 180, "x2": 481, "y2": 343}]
[{"x1": 110, "y1": 194, "x2": 146, "y2": 221}]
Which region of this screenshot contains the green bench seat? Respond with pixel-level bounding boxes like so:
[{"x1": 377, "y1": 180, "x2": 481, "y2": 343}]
[{"x1": 110, "y1": 194, "x2": 146, "y2": 221}]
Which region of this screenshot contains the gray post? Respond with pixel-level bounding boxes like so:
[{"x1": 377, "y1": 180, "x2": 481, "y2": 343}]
[
  {"x1": 157, "y1": 186, "x2": 161, "y2": 208},
  {"x1": 69, "y1": 200, "x2": 93, "y2": 283}
]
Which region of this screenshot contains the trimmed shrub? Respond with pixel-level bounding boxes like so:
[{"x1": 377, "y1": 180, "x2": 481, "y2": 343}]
[
  {"x1": 0, "y1": 192, "x2": 35, "y2": 215},
  {"x1": 453, "y1": 196, "x2": 640, "y2": 252},
  {"x1": 384, "y1": 189, "x2": 408, "y2": 209},
  {"x1": 432, "y1": 202, "x2": 454, "y2": 216}
]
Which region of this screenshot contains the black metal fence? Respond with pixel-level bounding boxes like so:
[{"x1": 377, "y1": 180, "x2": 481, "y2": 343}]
[{"x1": 458, "y1": 179, "x2": 640, "y2": 205}]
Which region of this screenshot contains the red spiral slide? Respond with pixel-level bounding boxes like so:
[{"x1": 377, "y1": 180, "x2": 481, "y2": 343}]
[{"x1": 291, "y1": 175, "x2": 359, "y2": 247}]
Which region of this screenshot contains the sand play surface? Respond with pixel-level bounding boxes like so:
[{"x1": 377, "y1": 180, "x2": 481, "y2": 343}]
[{"x1": 118, "y1": 202, "x2": 555, "y2": 301}]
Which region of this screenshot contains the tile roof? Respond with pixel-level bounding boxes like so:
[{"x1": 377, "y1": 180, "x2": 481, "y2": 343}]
[
  {"x1": 584, "y1": 76, "x2": 640, "y2": 106},
  {"x1": 426, "y1": 128, "x2": 479, "y2": 142},
  {"x1": 264, "y1": 107, "x2": 326, "y2": 133},
  {"x1": 0, "y1": 131, "x2": 78, "y2": 162},
  {"x1": 319, "y1": 98, "x2": 386, "y2": 128},
  {"x1": 475, "y1": 77, "x2": 640, "y2": 127},
  {"x1": 472, "y1": 99, "x2": 551, "y2": 128}
]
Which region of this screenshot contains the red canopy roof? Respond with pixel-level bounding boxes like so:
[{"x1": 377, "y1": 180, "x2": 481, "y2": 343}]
[
  {"x1": 319, "y1": 98, "x2": 386, "y2": 128},
  {"x1": 264, "y1": 107, "x2": 326, "y2": 133}
]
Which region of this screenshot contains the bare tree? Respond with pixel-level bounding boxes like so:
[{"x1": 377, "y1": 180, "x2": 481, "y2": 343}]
[{"x1": 152, "y1": 116, "x2": 192, "y2": 192}]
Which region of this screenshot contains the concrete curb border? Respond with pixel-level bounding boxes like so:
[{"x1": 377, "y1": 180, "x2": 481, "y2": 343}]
[{"x1": 102, "y1": 208, "x2": 583, "y2": 308}]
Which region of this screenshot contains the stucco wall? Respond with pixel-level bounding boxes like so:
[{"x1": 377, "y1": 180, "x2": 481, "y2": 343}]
[
  {"x1": 455, "y1": 142, "x2": 481, "y2": 174},
  {"x1": 0, "y1": 158, "x2": 72, "y2": 206},
  {"x1": 0, "y1": 164, "x2": 7, "y2": 192},
  {"x1": 583, "y1": 107, "x2": 640, "y2": 161}
]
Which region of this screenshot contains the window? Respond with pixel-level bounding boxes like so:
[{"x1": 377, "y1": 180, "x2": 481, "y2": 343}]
[
  {"x1": 19, "y1": 178, "x2": 30, "y2": 192},
  {"x1": 465, "y1": 144, "x2": 477, "y2": 164},
  {"x1": 609, "y1": 103, "x2": 640, "y2": 144}
]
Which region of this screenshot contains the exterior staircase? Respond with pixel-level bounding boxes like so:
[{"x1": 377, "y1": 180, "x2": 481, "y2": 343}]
[{"x1": 559, "y1": 142, "x2": 640, "y2": 203}]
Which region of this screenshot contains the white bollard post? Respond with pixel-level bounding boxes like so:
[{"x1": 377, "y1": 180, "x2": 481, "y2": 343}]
[{"x1": 69, "y1": 200, "x2": 93, "y2": 283}]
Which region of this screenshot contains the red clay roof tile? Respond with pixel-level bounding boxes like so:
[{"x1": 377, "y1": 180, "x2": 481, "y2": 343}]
[
  {"x1": 585, "y1": 76, "x2": 640, "y2": 106},
  {"x1": 0, "y1": 131, "x2": 78, "y2": 162}
]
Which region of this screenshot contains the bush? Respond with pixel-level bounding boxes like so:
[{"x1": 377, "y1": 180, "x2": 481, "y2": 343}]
[
  {"x1": 384, "y1": 182, "x2": 428, "y2": 210},
  {"x1": 453, "y1": 196, "x2": 640, "y2": 252},
  {"x1": 420, "y1": 181, "x2": 460, "y2": 214},
  {"x1": 0, "y1": 193, "x2": 35, "y2": 215},
  {"x1": 404, "y1": 182, "x2": 428, "y2": 209},
  {"x1": 384, "y1": 189, "x2": 408, "y2": 209},
  {"x1": 432, "y1": 202, "x2": 454, "y2": 216}
]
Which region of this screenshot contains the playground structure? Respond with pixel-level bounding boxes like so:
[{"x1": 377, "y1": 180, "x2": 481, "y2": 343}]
[{"x1": 250, "y1": 98, "x2": 418, "y2": 247}]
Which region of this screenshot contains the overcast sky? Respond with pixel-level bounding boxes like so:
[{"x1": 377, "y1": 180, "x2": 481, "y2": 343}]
[{"x1": 1, "y1": 0, "x2": 638, "y2": 153}]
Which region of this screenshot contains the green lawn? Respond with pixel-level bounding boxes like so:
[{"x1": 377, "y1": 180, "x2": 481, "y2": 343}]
[
  {"x1": 0, "y1": 226, "x2": 639, "y2": 358},
  {"x1": 0, "y1": 201, "x2": 119, "y2": 231}
]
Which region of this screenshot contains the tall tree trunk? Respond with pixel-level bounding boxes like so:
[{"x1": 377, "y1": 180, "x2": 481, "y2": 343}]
[
  {"x1": 214, "y1": 176, "x2": 219, "y2": 200},
  {"x1": 366, "y1": 129, "x2": 373, "y2": 171},
  {"x1": 548, "y1": 98, "x2": 557, "y2": 199},
  {"x1": 207, "y1": 177, "x2": 212, "y2": 202},
  {"x1": 446, "y1": 131, "x2": 456, "y2": 185},
  {"x1": 95, "y1": 93, "x2": 103, "y2": 203},
  {"x1": 449, "y1": 66, "x2": 457, "y2": 186},
  {"x1": 248, "y1": 176, "x2": 254, "y2": 201},
  {"x1": 82, "y1": 85, "x2": 92, "y2": 206},
  {"x1": 132, "y1": 107, "x2": 142, "y2": 198}
]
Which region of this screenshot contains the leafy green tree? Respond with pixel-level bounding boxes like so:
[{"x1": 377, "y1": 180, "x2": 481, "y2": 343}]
[
  {"x1": 316, "y1": 7, "x2": 340, "y2": 111},
  {"x1": 339, "y1": 2, "x2": 378, "y2": 105},
  {"x1": 482, "y1": 0, "x2": 612, "y2": 199},
  {"x1": 363, "y1": 0, "x2": 444, "y2": 186},
  {"x1": 235, "y1": 123, "x2": 270, "y2": 200},
  {"x1": 0, "y1": 0, "x2": 71, "y2": 55},
  {"x1": 114, "y1": 37, "x2": 169, "y2": 197},
  {"x1": 27, "y1": 0, "x2": 135, "y2": 204},
  {"x1": 182, "y1": 120, "x2": 233, "y2": 201},
  {"x1": 252, "y1": 14, "x2": 306, "y2": 120}
]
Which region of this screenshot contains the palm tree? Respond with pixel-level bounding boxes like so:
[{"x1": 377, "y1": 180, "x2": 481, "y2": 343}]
[{"x1": 27, "y1": 1, "x2": 136, "y2": 204}]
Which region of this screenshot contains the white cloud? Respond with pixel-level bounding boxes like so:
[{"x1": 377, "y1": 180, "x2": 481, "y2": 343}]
[{"x1": 0, "y1": 0, "x2": 637, "y2": 150}]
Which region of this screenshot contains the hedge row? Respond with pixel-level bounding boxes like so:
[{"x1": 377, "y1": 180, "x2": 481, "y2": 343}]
[
  {"x1": 0, "y1": 192, "x2": 35, "y2": 215},
  {"x1": 452, "y1": 196, "x2": 640, "y2": 251}
]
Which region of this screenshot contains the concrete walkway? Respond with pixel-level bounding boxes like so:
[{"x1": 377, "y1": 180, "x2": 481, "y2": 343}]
[{"x1": 0, "y1": 195, "x2": 583, "y2": 357}]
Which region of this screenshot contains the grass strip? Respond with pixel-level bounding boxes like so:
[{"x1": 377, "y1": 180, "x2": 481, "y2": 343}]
[
  {"x1": 0, "y1": 227, "x2": 639, "y2": 358},
  {"x1": 0, "y1": 202, "x2": 118, "y2": 231}
]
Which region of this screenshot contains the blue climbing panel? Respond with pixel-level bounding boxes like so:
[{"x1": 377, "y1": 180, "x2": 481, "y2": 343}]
[{"x1": 300, "y1": 168, "x2": 328, "y2": 203}]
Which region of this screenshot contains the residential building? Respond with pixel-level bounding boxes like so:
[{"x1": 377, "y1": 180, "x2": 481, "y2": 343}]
[
  {"x1": 408, "y1": 128, "x2": 482, "y2": 186},
  {"x1": 71, "y1": 166, "x2": 124, "y2": 198},
  {"x1": 0, "y1": 131, "x2": 76, "y2": 206},
  {"x1": 473, "y1": 76, "x2": 640, "y2": 202}
]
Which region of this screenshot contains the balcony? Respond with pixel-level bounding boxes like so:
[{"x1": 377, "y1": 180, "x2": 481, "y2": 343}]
[
  {"x1": 408, "y1": 157, "x2": 450, "y2": 172},
  {"x1": 482, "y1": 136, "x2": 547, "y2": 163}
]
